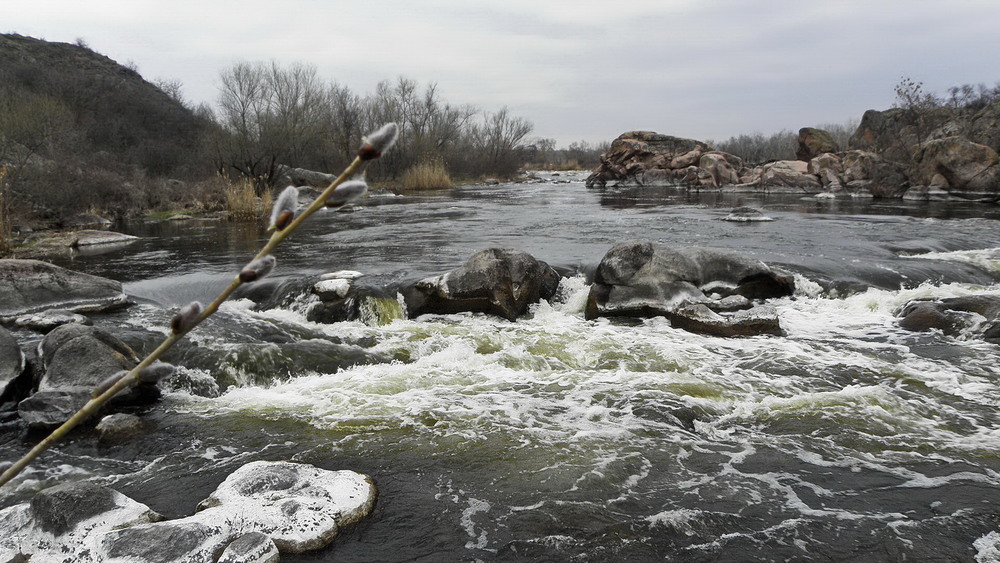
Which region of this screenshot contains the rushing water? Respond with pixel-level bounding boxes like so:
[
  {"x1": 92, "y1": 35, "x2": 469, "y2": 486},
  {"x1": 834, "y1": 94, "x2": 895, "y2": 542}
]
[{"x1": 4, "y1": 171, "x2": 1000, "y2": 562}]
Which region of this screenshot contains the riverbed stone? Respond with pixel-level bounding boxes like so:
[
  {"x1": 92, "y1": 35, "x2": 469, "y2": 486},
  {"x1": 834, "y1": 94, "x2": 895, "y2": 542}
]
[
  {"x1": 195, "y1": 460, "x2": 377, "y2": 553},
  {"x1": 95, "y1": 412, "x2": 146, "y2": 445},
  {"x1": 0, "y1": 481, "x2": 163, "y2": 562},
  {"x1": 671, "y1": 303, "x2": 784, "y2": 337},
  {"x1": 402, "y1": 248, "x2": 561, "y2": 321},
  {"x1": 0, "y1": 259, "x2": 130, "y2": 320},
  {"x1": 14, "y1": 309, "x2": 91, "y2": 333}
]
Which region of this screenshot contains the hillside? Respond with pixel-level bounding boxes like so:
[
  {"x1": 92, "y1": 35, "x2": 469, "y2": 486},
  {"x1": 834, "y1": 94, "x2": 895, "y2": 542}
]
[{"x1": 0, "y1": 33, "x2": 210, "y2": 176}]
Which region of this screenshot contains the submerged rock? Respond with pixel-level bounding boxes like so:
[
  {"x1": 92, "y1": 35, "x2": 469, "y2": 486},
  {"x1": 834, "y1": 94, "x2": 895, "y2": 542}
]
[
  {"x1": 69, "y1": 229, "x2": 139, "y2": 248},
  {"x1": 897, "y1": 295, "x2": 1000, "y2": 342},
  {"x1": 723, "y1": 206, "x2": 774, "y2": 222},
  {"x1": 586, "y1": 240, "x2": 794, "y2": 336},
  {"x1": 0, "y1": 259, "x2": 130, "y2": 320},
  {"x1": 402, "y1": 248, "x2": 561, "y2": 321}
]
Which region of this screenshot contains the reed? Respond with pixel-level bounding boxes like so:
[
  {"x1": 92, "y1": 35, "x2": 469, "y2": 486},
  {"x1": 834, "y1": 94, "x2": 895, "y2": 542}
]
[
  {"x1": 0, "y1": 123, "x2": 400, "y2": 488},
  {"x1": 224, "y1": 176, "x2": 266, "y2": 223},
  {"x1": 401, "y1": 160, "x2": 452, "y2": 191}
]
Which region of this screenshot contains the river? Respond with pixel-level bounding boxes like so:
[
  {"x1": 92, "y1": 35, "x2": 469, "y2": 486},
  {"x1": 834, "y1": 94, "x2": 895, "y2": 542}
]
[{"x1": 3, "y1": 170, "x2": 1000, "y2": 561}]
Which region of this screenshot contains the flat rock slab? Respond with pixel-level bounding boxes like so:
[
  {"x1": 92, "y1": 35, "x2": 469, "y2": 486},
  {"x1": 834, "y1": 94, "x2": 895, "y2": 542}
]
[
  {"x1": 0, "y1": 259, "x2": 130, "y2": 320},
  {"x1": 69, "y1": 230, "x2": 139, "y2": 247}
]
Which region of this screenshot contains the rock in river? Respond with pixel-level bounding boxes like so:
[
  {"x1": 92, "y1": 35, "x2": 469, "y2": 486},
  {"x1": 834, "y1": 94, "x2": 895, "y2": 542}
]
[
  {"x1": 402, "y1": 248, "x2": 561, "y2": 320},
  {"x1": 586, "y1": 240, "x2": 795, "y2": 336},
  {"x1": 0, "y1": 259, "x2": 130, "y2": 320}
]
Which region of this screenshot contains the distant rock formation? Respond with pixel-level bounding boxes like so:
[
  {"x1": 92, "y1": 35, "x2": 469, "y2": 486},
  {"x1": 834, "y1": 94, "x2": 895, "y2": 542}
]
[{"x1": 587, "y1": 100, "x2": 1000, "y2": 202}]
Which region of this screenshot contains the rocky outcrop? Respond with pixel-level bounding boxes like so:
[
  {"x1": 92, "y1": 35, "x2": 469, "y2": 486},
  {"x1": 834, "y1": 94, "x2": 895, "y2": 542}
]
[
  {"x1": 585, "y1": 131, "x2": 710, "y2": 188},
  {"x1": 896, "y1": 295, "x2": 1000, "y2": 342},
  {"x1": 0, "y1": 461, "x2": 377, "y2": 562},
  {"x1": 797, "y1": 127, "x2": 840, "y2": 161},
  {"x1": 402, "y1": 248, "x2": 561, "y2": 320},
  {"x1": 588, "y1": 99, "x2": 1000, "y2": 200},
  {"x1": 585, "y1": 241, "x2": 794, "y2": 336},
  {"x1": 0, "y1": 259, "x2": 130, "y2": 320}
]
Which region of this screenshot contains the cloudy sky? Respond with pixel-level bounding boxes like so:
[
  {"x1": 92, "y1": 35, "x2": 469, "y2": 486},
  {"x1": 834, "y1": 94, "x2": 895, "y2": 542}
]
[{"x1": 6, "y1": 0, "x2": 1000, "y2": 146}]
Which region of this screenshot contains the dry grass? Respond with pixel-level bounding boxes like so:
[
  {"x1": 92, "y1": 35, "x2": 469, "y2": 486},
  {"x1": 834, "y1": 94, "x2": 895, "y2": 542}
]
[
  {"x1": 401, "y1": 160, "x2": 452, "y2": 191},
  {"x1": 224, "y1": 177, "x2": 270, "y2": 223}
]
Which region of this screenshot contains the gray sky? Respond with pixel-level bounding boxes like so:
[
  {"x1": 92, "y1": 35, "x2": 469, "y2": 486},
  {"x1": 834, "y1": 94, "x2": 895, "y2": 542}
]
[{"x1": 6, "y1": 0, "x2": 1000, "y2": 146}]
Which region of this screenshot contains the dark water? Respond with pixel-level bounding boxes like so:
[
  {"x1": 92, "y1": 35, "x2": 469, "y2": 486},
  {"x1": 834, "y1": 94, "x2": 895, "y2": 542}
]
[{"x1": 4, "y1": 171, "x2": 1000, "y2": 562}]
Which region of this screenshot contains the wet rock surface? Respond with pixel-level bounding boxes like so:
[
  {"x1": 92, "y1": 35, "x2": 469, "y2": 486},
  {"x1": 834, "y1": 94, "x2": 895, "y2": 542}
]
[
  {"x1": 402, "y1": 248, "x2": 561, "y2": 320},
  {"x1": 0, "y1": 259, "x2": 130, "y2": 320}
]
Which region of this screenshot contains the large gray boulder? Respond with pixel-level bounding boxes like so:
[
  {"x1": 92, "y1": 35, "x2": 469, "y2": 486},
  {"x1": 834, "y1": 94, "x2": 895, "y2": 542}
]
[
  {"x1": 586, "y1": 241, "x2": 794, "y2": 336},
  {"x1": 17, "y1": 323, "x2": 157, "y2": 428},
  {"x1": 402, "y1": 248, "x2": 561, "y2": 320},
  {"x1": 0, "y1": 259, "x2": 130, "y2": 320}
]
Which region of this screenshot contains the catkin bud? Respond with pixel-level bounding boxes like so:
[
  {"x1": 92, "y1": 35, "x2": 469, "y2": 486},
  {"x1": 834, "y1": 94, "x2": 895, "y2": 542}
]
[
  {"x1": 171, "y1": 301, "x2": 203, "y2": 335},
  {"x1": 268, "y1": 186, "x2": 299, "y2": 232},
  {"x1": 94, "y1": 370, "x2": 130, "y2": 397},
  {"x1": 138, "y1": 361, "x2": 175, "y2": 384},
  {"x1": 240, "y1": 255, "x2": 276, "y2": 283},
  {"x1": 357, "y1": 123, "x2": 399, "y2": 160},
  {"x1": 324, "y1": 180, "x2": 368, "y2": 208}
]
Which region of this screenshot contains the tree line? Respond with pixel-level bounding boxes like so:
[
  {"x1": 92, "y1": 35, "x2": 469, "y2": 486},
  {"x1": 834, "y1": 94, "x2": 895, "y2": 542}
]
[
  {"x1": 0, "y1": 42, "x2": 541, "y2": 228},
  {"x1": 211, "y1": 62, "x2": 535, "y2": 193}
]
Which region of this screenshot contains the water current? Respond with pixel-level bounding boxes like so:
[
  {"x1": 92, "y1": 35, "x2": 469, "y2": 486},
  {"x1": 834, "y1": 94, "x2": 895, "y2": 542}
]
[{"x1": 3, "y1": 171, "x2": 1000, "y2": 561}]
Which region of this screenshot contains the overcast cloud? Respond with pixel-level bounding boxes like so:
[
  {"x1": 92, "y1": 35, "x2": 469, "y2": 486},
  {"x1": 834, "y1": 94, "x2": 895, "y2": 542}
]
[{"x1": 6, "y1": 0, "x2": 1000, "y2": 146}]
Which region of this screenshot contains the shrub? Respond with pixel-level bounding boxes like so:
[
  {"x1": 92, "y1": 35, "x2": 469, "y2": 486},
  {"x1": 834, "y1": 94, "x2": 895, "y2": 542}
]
[{"x1": 401, "y1": 160, "x2": 452, "y2": 191}]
